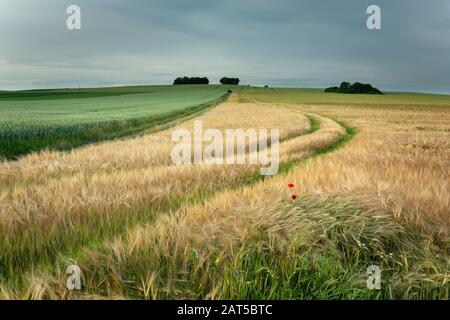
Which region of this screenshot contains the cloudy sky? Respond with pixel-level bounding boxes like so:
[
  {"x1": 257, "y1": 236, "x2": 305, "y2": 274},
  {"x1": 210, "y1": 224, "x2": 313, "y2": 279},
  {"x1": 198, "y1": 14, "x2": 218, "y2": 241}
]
[{"x1": 1, "y1": 0, "x2": 449, "y2": 93}]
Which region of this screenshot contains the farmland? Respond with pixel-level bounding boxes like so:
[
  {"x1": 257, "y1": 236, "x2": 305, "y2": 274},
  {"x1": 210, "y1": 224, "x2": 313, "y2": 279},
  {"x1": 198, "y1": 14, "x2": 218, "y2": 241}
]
[
  {"x1": 0, "y1": 85, "x2": 230, "y2": 159},
  {"x1": 0, "y1": 86, "x2": 448, "y2": 300}
]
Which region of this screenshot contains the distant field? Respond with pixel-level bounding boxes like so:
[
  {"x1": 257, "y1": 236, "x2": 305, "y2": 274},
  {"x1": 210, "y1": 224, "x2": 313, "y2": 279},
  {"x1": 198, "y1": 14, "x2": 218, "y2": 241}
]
[
  {"x1": 238, "y1": 87, "x2": 450, "y2": 108},
  {"x1": 0, "y1": 85, "x2": 230, "y2": 159},
  {"x1": 0, "y1": 88, "x2": 150, "y2": 100},
  {"x1": 2, "y1": 85, "x2": 449, "y2": 159}
]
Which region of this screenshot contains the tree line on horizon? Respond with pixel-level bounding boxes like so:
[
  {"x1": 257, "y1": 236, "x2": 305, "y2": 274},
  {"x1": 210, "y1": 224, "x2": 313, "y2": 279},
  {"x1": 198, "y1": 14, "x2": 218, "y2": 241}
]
[
  {"x1": 325, "y1": 82, "x2": 382, "y2": 94},
  {"x1": 219, "y1": 77, "x2": 240, "y2": 85},
  {"x1": 173, "y1": 77, "x2": 210, "y2": 85},
  {"x1": 173, "y1": 77, "x2": 240, "y2": 85}
]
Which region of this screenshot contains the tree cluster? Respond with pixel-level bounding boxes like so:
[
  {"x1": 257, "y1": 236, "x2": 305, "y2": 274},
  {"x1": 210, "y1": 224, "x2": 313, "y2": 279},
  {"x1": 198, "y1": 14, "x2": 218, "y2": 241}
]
[
  {"x1": 220, "y1": 77, "x2": 240, "y2": 85},
  {"x1": 173, "y1": 77, "x2": 209, "y2": 85},
  {"x1": 325, "y1": 82, "x2": 382, "y2": 94}
]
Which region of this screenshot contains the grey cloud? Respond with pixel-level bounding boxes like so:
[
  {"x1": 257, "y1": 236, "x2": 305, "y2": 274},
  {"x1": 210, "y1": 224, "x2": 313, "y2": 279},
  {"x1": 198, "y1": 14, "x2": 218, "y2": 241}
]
[{"x1": 0, "y1": 0, "x2": 449, "y2": 93}]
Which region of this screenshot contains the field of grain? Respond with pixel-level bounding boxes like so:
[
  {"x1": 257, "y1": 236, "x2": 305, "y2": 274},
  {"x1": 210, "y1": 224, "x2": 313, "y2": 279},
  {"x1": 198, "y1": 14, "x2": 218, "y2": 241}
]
[
  {"x1": 0, "y1": 87, "x2": 448, "y2": 299},
  {"x1": 0, "y1": 85, "x2": 230, "y2": 159}
]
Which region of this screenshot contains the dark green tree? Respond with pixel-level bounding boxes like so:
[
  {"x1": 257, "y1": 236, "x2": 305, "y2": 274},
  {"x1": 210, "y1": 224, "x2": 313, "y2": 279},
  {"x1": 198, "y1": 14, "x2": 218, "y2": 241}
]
[
  {"x1": 173, "y1": 77, "x2": 210, "y2": 85},
  {"x1": 220, "y1": 77, "x2": 240, "y2": 85}
]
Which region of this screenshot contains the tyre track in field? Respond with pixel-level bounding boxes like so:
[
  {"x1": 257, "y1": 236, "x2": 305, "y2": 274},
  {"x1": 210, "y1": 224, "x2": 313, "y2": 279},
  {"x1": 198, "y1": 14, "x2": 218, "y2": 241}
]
[
  {"x1": 0, "y1": 101, "x2": 355, "y2": 294},
  {"x1": 0, "y1": 96, "x2": 305, "y2": 191},
  {"x1": 0, "y1": 99, "x2": 316, "y2": 284}
]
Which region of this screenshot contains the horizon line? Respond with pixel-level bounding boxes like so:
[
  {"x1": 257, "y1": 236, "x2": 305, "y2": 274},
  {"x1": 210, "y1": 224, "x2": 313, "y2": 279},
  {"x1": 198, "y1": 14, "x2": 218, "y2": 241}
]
[{"x1": 2, "y1": 83, "x2": 450, "y2": 97}]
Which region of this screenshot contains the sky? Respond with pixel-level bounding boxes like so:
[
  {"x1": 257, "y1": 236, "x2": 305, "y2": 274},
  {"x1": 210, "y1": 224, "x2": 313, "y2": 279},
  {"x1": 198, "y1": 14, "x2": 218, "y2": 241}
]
[{"x1": 1, "y1": 0, "x2": 450, "y2": 93}]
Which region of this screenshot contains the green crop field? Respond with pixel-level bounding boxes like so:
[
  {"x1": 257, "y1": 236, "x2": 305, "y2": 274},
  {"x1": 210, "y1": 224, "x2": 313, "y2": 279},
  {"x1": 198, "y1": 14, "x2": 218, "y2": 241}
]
[
  {"x1": 0, "y1": 85, "x2": 231, "y2": 159},
  {"x1": 238, "y1": 87, "x2": 450, "y2": 107},
  {"x1": 3, "y1": 85, "x2": 449, "y2": 160}
]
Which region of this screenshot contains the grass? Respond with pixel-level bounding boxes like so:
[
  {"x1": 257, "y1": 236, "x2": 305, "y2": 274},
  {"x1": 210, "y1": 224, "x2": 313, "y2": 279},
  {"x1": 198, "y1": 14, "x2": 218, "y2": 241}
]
[
  {"x1": 276, "y1": 115, "x2": 356, "y2": 176},
  {"x1": 76, "y1": 195, "x2": 445, "y2": 300},
  {"x1": 5, "y1": 85, "x2": 446, "y2": 106},
  {"x1": 0, "y1": 89, "x2": 150, "y2": 101},
  {"x1": 238, "y1": 87, "x2": 450, "y2": 107},
  {"x1": 0, "y1": 86, "x2": 448, "y2": 300}
]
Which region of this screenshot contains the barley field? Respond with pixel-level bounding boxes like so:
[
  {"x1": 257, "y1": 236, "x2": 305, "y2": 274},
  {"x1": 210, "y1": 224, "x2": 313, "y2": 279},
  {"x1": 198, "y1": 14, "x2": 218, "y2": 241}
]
[{"x1": 0, "y1": 87, "x2": 448, "y2": 299}]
